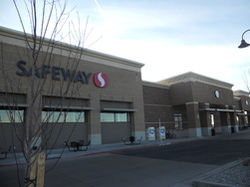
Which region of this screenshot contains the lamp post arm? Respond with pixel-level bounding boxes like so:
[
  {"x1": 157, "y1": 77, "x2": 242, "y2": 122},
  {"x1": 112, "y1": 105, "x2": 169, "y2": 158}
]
[
  {"x1": 241, "y1": 29, "x2": 250, "y2": 39},
  {"x1": 238, "y1": 29, "x2": 250, "y2": 48}
]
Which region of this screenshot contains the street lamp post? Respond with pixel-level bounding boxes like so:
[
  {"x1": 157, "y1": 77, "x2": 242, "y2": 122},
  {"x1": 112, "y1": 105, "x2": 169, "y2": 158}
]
[{"x1": 238, "y1": 29, "x2": 250, "y2": 48}]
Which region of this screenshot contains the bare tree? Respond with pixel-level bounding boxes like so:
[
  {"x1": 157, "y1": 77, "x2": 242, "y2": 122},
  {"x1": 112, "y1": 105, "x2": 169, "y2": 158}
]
[{"x1": 0, "y1": 0, "x2": 100, "y2": 186}]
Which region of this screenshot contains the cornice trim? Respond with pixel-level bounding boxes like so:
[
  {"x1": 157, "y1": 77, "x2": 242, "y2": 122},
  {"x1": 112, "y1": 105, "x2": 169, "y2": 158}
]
[
  {"x1": 0, "y1": 27, "x2": 144, "y2": 72},
  {"x1": 158, "y1": 72, "x2": 233, "y2": 90}
]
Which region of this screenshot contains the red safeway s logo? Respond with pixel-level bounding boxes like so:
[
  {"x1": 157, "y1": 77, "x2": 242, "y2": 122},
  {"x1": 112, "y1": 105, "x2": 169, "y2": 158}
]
[{"x1": 93, "y1": 72, "x2": 108, "y2": 88}]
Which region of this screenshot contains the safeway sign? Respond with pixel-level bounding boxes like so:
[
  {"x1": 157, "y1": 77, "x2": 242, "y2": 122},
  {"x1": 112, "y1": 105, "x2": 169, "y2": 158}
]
[
  {"x1": 93, "y1": 72, "x2": 108, "y2": 88},
  {"x1": 16, "y1": 60, "x2": 109, "y2": 88}
]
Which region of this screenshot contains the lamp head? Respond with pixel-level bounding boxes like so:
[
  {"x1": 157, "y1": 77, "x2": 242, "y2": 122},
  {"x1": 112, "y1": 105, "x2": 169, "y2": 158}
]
[{"x1": 238, "y1": 39, "x2": 250, "y2": 48}]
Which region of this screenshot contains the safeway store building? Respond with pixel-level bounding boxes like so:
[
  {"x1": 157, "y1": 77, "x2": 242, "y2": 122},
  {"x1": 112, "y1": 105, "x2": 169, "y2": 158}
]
[
  {"x1": 0, "y1": 27, "x2": 250, "y2": 151},
  {"x1": 144, "y1": 73, "x2": 250, "y2": 138},
  {"x1": 0, "y1": 27, "x2": 145, "y2": 151}
]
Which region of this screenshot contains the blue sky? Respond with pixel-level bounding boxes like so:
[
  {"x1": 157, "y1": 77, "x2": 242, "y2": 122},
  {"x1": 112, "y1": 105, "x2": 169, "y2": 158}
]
[{"x1": 1, "y1": 0, "x2": 250, "y2": 90}]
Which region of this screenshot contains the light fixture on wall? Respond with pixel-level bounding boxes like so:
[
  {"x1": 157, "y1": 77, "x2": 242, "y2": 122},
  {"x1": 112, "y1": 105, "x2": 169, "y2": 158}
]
[{"x1": 238, "y1": 29, "x2": 250, "y2": 48}]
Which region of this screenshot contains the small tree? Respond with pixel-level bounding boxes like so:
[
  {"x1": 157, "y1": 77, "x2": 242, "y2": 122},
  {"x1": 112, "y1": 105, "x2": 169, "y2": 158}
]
[{"x1": 0, "y1": 0, "x2": 100, "y2": 186}]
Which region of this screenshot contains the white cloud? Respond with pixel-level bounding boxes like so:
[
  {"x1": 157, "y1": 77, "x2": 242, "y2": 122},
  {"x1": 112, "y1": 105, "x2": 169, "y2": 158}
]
[
  {"x1": 1, "y1": 0, "x2": 250, "y2": 91},
  {"x1": 91, "y1": 36, "x2": 250, "y2": 91}
]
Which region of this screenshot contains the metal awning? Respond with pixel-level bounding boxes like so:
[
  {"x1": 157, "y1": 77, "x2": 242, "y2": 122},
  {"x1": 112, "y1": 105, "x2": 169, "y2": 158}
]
[
  {"x1": 43, "y1": 105, "x2": 93, "y2": 111},
  {"x1": 101, "y1": 108, "x2": 138, "y2": 112},
  {"x1": 199, "y1": 108, "x2": 244, "y2": 113},
  {"x1": 0, "y1": 103, "x2": 28, "y2": 108}
]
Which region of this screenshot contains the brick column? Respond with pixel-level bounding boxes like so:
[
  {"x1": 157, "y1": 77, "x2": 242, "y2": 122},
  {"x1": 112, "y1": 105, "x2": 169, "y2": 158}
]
[
  {"x1": 243, "y1": 111, "x2": 248, "y2": 124},
  {"x1": 89, "y1": 94, "x2": 102, "y2": 145},
  {"x1": 186, "y1": 102, "x2": 202, "y2": 137},
  {"x1": 230, "y1": 111, "x2": 238, "y2": 133},
  {"x1": 220, "y1": 105, "x2": 231, "y2": 134},
  {"x1": 199, "y1": 103, "x2": 213, "y2": 136}
]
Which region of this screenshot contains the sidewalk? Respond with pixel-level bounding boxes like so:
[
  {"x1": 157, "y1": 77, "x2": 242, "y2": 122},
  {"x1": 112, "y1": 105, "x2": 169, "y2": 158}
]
[{"x1": 0, "y1": 137, "x2": 200, "y2": 167}]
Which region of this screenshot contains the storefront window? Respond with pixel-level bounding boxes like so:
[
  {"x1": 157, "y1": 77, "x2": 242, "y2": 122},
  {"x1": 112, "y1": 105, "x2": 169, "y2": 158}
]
[
  {"x1": 210, "y1": 114, "x2": 215, "y2": 128},
  {"x1": 115, "y1": 113, "x2": 130, "y2": 122},
  {"x1": 101, "y1": 113, "x2": 115, "y2": 122},
  {"x1": 101, "y1": 112, "x2": 130, "y2": 122},
  {"x1": 0, "y1": 110, "x2": 24, "y2": 123},
  {"x1": 174, "y1": 114, "x2": 183, "y2": 130},
  {"x1": 42, "y1": 111, "x2": 85, "y2": 123}
]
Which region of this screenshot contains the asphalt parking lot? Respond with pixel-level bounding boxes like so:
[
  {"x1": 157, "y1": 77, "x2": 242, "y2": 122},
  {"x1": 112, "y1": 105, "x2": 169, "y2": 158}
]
[
  {"x1": 113, "y1": 138, "x2": 250, "y2": 165},
  {"x1": 1, "y1": 130, "x2": 250, "y2": 187}
]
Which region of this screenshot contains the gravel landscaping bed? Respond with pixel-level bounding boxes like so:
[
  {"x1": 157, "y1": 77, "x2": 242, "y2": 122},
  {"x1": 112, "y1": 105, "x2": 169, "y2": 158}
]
[{"x1": 193, "y1": 158, "x2": 250, "y2": 187}]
